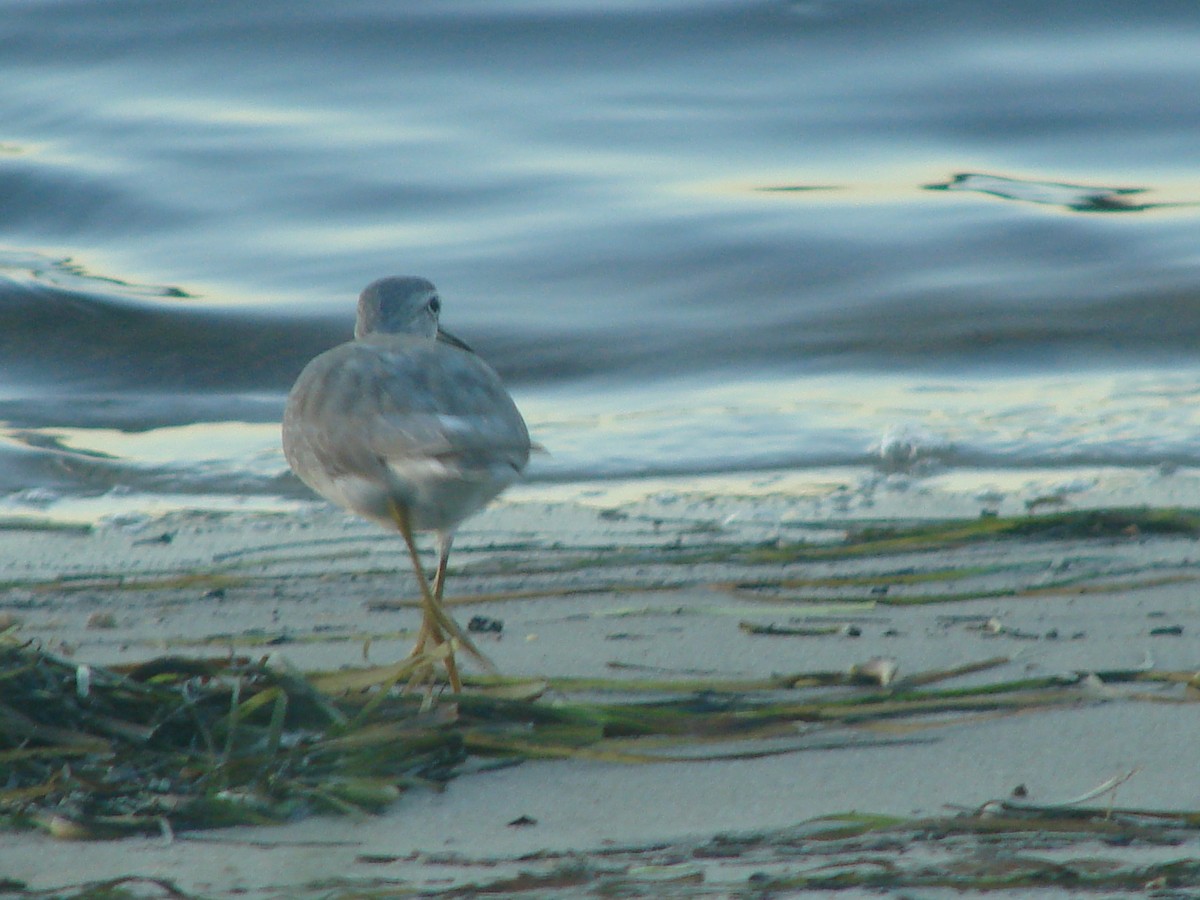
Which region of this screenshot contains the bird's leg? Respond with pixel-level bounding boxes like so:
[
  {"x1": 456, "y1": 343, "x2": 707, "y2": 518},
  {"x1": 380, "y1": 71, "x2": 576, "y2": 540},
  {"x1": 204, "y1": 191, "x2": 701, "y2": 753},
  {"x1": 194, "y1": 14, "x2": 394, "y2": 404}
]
[
  {"x1": 430, "y1": 531, "x2": 461, "y2": 691},
  {"x1": 387, "y1": 500, "x2": 460, "y2": 692},
  {"x1": 429, "y1": 530, "x2": 493, "y2": 671},
  {"x1": 432, "y1": 532, "x2": 451, "y2": 603}
]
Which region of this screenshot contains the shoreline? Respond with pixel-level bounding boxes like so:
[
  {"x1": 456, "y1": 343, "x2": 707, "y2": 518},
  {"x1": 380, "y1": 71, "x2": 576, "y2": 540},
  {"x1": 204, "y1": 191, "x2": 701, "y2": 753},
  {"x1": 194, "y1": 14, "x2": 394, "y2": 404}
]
[{"x1": 2, "y1": 482, "x2": 1199, "y2": 896}]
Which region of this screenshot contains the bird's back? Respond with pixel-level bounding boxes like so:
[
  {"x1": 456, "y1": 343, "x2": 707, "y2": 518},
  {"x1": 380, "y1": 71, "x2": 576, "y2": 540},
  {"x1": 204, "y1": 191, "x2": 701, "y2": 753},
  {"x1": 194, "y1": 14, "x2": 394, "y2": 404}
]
[{"x1": 283, "y1": 333, "x2": 530, "y2": 533}]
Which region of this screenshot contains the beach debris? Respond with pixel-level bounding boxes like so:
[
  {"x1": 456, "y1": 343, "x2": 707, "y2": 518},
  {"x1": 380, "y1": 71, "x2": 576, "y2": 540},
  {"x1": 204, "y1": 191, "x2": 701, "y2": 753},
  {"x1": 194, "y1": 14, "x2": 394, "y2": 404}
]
[
  {"x1": 747, "y1": 508, "x2": 1200, "y2": 568},
  {"x1": 1080, "y1": 654, "x2": 1156, "y2": 682},
  {"x1": 995, "y1": 769, "x2": 1140, "y2": 812},
  {"x1": 1, "y1": 875, "x2": 196, "y2": 899},
  {"x1": 738, "y1": 621, "x2": 854, "y2": 638},
  {"x1": 1149, "y1": 624, "x2": 1184, "y2": 637},
  {"x1": 627, "y1": 863, "x2": 705, "y2": 886},
  {"x1": 962, "y1": 616, "x2": 1042, "y2": 640},
  {"x1": 5, "y1": 505, "x2": 1200, "y2": 894},
  {"x1": 132, "y1": 531, "x2": 175, "y2": 546},
  {"x1": 848, "y1": 656, "x2": 898, "y2": 686},
  {"x1": 0, "y1": 638, "x2": 1187, "y2": 839},
  {"x1": 606, "y1": 660, "x2": 721, "y2": 677},
  {"x1": 85, "y1": 611, "x2": 117, "y2": 630},
  {"x1": 468, "y1": 615, "x2": 504, "y2": 634},
  {"x1": 144, "y1": 802, "x2": 1200, "y2": 898},
  {"x1": 2, "y1": 526, "x2": 1196, "y2": 844},
  {"x1": 74, "y1": 664, "x2": 91, "y2": 698}
]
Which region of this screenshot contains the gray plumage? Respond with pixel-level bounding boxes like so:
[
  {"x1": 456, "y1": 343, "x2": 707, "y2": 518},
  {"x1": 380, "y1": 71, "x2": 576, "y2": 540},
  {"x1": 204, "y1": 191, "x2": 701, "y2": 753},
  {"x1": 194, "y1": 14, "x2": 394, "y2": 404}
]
[
  {"x1": 284, "y1": 276, "x2": 529, "y2": 531},
  {"x1": 282, "y1": 276, "x2": 530, "y2": 689}
]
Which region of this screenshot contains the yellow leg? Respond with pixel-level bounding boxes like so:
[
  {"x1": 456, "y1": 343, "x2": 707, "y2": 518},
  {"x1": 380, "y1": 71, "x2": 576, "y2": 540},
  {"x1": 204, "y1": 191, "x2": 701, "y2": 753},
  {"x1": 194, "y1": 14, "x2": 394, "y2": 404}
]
[
  {"x1": 428, "y1": 532, "x2": 491, "y2": 670},
  {"x1": 385, "y1": 503, "x2": 496, "y2": 693},
  {"x1": 429, "y1": 533, "x2": 462, "y2": 690},
  {"x1": 433, "y1": 532, "x2": 452, "y2": 602},
  {"x1": 387, "y1": 500, "x2": 462, "y2": 693}
]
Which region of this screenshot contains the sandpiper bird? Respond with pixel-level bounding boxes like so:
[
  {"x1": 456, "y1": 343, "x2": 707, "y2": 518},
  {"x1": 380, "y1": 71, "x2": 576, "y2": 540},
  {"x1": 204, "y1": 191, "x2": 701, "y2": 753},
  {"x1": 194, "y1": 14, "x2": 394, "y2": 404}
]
[{"x1": 282, "y1": 276, "x2": 531, "y2": 691}]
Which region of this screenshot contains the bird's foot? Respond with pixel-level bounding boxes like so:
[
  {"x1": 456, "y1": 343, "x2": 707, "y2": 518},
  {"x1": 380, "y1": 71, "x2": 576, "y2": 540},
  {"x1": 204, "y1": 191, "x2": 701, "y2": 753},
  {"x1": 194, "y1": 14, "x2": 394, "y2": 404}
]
[{"x1": 407, "y1": 616, "x2": 462, "y2": 693}]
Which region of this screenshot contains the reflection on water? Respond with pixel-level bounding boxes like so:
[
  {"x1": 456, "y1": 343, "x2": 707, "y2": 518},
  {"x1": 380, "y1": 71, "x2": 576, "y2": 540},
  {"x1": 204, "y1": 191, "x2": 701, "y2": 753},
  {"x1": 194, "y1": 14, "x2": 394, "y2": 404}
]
[
  {"x1": 2, "y1": 1, "x2": 1200, "y2": 520},
  {"x1": 0, "y1": 250, "x2": 191, "y2": 299},
  {"x1": 0, "y1": 421, "x2": 294, "y2": 510},
  {"x1": 33, "y1": 422, "x2": 281, "y2": 468},
  {"x1": 924, "y1": 173, "x2": 1193, "y2": 213}
]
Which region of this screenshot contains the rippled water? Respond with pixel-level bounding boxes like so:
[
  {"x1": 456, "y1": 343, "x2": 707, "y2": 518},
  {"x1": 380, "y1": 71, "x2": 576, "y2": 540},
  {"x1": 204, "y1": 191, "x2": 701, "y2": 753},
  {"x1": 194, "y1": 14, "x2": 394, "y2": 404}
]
[{"x1": 2, "y1": 0, "x2": 1200, "y2": 521}]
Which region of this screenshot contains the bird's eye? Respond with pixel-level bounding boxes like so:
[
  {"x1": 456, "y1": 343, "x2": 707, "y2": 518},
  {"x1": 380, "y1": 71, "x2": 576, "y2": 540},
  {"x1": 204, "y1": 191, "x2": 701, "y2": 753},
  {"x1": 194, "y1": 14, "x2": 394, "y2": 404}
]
[{"x1": 428, "y1": 296, "x2": 441, "y2": 315}]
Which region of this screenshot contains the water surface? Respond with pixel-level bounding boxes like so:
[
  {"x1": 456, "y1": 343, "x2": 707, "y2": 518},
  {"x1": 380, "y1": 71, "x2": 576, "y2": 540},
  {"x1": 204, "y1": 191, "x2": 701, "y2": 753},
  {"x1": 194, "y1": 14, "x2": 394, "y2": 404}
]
[{"x1": 2, "y1": 0, "x2": 1199, "y2": 521}]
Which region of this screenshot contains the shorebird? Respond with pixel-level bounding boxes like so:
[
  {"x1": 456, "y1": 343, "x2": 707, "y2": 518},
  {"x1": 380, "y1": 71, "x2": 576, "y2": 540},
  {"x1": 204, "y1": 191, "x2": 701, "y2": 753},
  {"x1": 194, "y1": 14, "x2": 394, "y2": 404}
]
[{"x1": 282, "y1": 276, "x2": 531, "y2": 691}]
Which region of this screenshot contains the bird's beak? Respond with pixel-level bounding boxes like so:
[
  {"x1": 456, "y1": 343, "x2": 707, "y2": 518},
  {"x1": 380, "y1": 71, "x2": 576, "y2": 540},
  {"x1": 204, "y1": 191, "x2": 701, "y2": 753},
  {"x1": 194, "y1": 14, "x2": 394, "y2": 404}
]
[{"x1": 436, "y1": 326, "x2": 475, "y2": 354}]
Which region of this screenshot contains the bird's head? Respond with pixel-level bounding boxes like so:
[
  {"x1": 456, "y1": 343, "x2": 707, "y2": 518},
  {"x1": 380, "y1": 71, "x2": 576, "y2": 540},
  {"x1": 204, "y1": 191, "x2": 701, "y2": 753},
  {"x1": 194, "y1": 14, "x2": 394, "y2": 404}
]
[
  {"x1": 355, "y1": 276, "x2": 475, "y2": 352},
  {"x1": 356, "y1": 276, "x2": 441, "y2": 340}
]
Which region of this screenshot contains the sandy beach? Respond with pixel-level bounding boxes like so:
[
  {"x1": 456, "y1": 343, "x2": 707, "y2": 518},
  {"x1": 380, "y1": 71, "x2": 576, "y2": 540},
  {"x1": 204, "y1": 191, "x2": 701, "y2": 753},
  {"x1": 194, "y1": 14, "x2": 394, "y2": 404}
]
[
  {"x1": 4, "y1": 0, "x2": 1200, "y2": 895},
  {"x1": 2, "y1": 470, "x2": 1199, "y2": 897}
]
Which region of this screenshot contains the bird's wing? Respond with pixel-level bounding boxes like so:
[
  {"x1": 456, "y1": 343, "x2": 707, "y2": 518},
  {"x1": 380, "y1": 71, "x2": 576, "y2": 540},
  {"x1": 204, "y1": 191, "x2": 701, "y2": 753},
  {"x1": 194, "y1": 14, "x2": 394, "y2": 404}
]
[
  {"x1": 369, "y1": 339, "x2": 529, "y2": 467},
  {"x1": 286, "y1": 337, "x2": 529, "y2": 481}
]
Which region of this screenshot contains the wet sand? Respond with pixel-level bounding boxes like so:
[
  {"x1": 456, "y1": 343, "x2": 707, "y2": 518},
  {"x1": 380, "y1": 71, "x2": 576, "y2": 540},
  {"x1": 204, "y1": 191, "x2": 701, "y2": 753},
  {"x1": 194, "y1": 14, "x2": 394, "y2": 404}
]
[{"x1": 2, "y1": 473, "x2": 1199, "y2": 896}]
